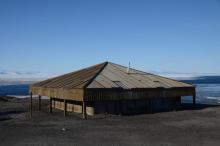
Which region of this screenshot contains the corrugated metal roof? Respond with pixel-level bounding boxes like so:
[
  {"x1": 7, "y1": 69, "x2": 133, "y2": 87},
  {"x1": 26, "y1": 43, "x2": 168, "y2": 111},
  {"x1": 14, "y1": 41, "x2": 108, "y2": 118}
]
[
  {"x1": 32, "y1": 62, "x2": 107, "y2": 89},
  {"x1": 87, "y1": 62, "x2": 193, "y2": 89},
  {"x1": 32, "y1": 62, "x2": 194, "y2": 90}
]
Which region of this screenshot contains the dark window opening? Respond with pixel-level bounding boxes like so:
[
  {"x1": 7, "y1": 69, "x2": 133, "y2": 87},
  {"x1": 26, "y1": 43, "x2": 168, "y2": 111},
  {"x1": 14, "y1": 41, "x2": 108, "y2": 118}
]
[{"x1": 113, "y1": 81, "x2": 128, "y2": 88}]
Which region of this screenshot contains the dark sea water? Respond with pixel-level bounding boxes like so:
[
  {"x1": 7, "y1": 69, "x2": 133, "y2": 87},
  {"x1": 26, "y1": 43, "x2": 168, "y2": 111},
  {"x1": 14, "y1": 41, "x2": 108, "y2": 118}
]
[
  {"x1": 181, "y1": 76, "x2": 220, "y2": 104},
  {"x1": 0, "y1": 85, "x2": 29, "y2": 96},
  {"x1": 182, "y1": 84, "x2": 220, "y2": 105},
  {"x1": 196, "y1": 84, "x2": 220, "y2": 104},
  {"x1": 0, "y1": 83, "x2": 220, "y2": 105}
]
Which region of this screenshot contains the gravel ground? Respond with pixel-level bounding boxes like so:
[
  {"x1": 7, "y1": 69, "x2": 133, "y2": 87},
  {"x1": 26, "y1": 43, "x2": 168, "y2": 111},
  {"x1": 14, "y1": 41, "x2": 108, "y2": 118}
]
[{"x1": 0, "y1": 97, "x2": 220, "y2": 146}]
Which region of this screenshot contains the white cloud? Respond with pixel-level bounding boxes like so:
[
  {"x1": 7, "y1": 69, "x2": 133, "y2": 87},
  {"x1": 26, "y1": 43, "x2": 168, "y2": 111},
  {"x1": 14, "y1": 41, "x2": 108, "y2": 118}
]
[
  {"x1": 0, "y1": 69, "x2": 46, "y2": 79},
  {"x1": 149, "y1": 70, "x2": 220, "y2": 80}
]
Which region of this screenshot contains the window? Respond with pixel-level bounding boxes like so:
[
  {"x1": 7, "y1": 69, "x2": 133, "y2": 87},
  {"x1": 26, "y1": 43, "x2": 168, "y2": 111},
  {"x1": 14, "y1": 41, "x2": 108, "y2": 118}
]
[{"x1": 113, "y1": 81, "x2": 128, "y2": 88}]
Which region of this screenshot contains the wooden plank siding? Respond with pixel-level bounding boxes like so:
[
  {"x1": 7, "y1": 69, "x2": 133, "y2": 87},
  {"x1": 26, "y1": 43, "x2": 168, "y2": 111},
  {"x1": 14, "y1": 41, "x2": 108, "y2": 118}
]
[
  {"x1": 29, "y1": 85, "x2": 84, "y2": 101},
  {"x1": 85, "y1": 87, "x2": 195, "y2": 101}
]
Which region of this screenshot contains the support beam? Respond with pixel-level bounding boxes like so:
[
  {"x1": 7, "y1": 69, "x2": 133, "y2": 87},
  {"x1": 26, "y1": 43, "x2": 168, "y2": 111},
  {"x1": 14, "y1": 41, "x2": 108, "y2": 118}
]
[
  {"x1": 125, "y1": 100, "x2": 128, "y2": 115},
  {"x1": 149, "y1": 99, "x2": 152, "y2": 113},
  {"x1": 105, "y1": 101, "x2": 108, "y2": 114},
  {"x1": 64, "y1": 99, "x2": 67, "y2": 117},
  {"x1": 30, "y1": 92, "x2": 33, "y2": 118},
  {"x1": 145, "y1": 99, "x2": 148, "y2": 113},
  {"x1": 134, "y1": 100, "x2": 137, "y2": 114},
  {"x1": 193, "y1": 94, "x2": 196, "y2": 107},
  {"x1": 119, "y1": 100, "x2": 122, "y2": 115},
  {"x1": 53, "y1": 99, "x2": 55, "y2": 108},
  {"x1": 49, "y1": 97, "x2": 52, "y2": 113},
  {"x1": 175, "y1": 97, "x2": 181, "y2": 111},
  {"x1": 82, "y1": 101, "x2": 86, "y2": 119},
  {"x1": 173, "y1": 97, "x2": 177, "y2": 111},
  {"x1": 38, "y1": 95, "x2": 41, "y2": 111},
  {"x1": 116, "y1": 101, "x2": 120, "y2": 115},
  {"x1": 114, "y1": 101, "x2": 117, "y2": 114}
]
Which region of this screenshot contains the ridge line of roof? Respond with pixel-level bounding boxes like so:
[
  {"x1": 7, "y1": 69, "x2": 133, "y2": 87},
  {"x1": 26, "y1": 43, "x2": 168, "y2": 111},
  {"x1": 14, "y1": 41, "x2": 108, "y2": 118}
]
[
  {"x1": 84, "y1": 61, "x2": 109, "y2": 89},
  {"x1": 32, "y1": 61, "x2": 108, "y2": 87}
]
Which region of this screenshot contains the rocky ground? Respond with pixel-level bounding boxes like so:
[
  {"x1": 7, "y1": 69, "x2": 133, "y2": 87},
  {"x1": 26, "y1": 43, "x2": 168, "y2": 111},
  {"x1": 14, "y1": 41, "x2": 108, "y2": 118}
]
[{"x1": 0, "y1": 96, "x2": 220, "y2": 146}]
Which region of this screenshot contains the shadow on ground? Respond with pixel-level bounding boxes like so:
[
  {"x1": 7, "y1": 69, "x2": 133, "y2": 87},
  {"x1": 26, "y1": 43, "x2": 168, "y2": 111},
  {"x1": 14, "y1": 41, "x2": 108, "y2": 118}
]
[
  {"x1": 113, "y1": 103, "x2": 220, "y2": 116},
  {"x1": 0, "y1": 110, "x2": 26, "y2": 121},
  {"x1": 182, "y1": 103, "x2": 220, "y2": 110}
]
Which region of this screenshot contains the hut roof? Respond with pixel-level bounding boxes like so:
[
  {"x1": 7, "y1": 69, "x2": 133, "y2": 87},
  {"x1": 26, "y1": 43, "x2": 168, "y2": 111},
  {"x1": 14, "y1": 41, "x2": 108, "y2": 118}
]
[{"x1": 32, "y1": 62, "x2": 193, "y2": 89}]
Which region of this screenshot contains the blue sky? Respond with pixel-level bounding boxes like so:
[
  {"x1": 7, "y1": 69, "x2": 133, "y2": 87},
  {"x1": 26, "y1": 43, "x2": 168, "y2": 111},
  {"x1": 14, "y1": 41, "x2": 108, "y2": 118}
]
[{"x1": 0, "y1": 0, "x2": 220, "y2": 78}]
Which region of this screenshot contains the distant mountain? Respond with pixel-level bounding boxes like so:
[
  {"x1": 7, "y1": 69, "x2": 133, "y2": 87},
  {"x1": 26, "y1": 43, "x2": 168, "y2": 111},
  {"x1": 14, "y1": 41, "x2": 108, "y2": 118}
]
[
  {"x1": 0, "y1": 78, "x2": 44, "y2": 86},
  {"x1": 0, "y1": 78, "x2": 43, "y2": 96},
  {"x1": 181, "y1": 76, "x2": 220, "y2": 84},
  {"x1": 0, "y1": 84, "x2": 29, "y2": 96},
  {"x1": 0, "y1": 76, "x2": 46, "y2": 95},
  {"x1": 0, "y1": 70, "x2": 41, "y2": 76}
]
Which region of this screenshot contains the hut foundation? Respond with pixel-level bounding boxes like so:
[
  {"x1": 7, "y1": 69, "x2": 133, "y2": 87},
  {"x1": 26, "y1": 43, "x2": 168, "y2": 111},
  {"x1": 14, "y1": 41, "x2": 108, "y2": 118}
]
[{"x1": 48, "y1": 97, "x2": 183, "y2": 116}]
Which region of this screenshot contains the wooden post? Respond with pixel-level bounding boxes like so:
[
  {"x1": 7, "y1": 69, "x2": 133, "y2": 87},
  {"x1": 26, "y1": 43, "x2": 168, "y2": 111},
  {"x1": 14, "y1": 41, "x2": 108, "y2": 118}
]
[
  {"x1": 38, "y1": 95, "x2": 41, "y2": 111},
  {"x1": 134, "y1": 100, "x2": 137, "y2": 114},
  {"x1": 53, "y1": 99, "x2": 55, "y2": 108},
  {"x1": 119, "y1": 100, "x2": 122, "y2": 115},
  {"x1": 149, "y1": 99, "x2": 152, "y2": 113},
  {"x1": 49, "y1": 97, "x2": 52, "y2": 113},
  {"x1": 30, "y1": 92, "x2": 33, "y2": 118},
  {"x1": 64, "y1": 99, "x2": 67, "y2": 117},
  {"x1": 145, "y1": 99, "x2": 148, "y2": 113},
  {"x1": 115, "y1": 101, "x2": 119, "y2": 115},
  {"x1": 178, "y1": 96, "x2": 182, "y2": 110},
  {"x1": 105, "y1": 101, "x2": 108, "y2": 114},
  {"x1": 173, "y1": 97, "x2": 176, "y2": 110},
  {"x1": 174, "y1": 97, "x2": 180, "y2": 111},
  {"x1": 193, "y1": 94, "x2": 196, "y2": 107},
  {"x1": 82, "y1": 101, "x2": 86, "y2": 119},
  {"x1": 114, "y1": 101, "x2": 117, "y2": 114},
  {"x1": 125, "y1": 100, "x2": 128, "y2": 115}
]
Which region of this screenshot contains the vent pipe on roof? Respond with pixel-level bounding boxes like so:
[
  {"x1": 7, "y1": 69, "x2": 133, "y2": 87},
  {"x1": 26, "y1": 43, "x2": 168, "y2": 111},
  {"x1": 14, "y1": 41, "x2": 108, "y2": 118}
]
[{"x1": 127, "y1": 62, "x2": 130, "y2": 74}]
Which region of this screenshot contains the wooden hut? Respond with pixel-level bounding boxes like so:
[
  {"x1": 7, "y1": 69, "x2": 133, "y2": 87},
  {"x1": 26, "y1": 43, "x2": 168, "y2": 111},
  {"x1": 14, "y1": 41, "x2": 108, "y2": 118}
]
[{"x1": 29, "y1": 62, "x2": 196, "y2": 118}]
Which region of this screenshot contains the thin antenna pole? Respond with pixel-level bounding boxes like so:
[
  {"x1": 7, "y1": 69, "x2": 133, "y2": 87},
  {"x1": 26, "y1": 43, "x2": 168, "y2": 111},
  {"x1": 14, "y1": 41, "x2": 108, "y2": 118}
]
[
  {"x1": 30, "y1": 92, "x2": 33, "y2": 118},
  {"x1": 127, "y1": 62, "x2": 130, "y2": 74}
]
